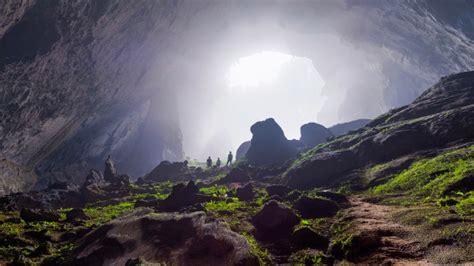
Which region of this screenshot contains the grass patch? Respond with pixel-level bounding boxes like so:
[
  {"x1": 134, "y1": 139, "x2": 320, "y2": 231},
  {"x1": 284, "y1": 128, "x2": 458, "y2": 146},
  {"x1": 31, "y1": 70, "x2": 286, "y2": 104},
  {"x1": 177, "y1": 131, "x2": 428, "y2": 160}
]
[
  {"x1": 241, "y1": 231, "x2": 271, "y2": 264},
  {"x1": 199, "y1": 185, "x2": 229, "y2": 197},
  {"x1": 203, "y1": 198, "x2": 244, "y2": 213},
  {"x1": 373, "y1": 146, "x2": 474, "y2": 209},
  {"x1": 83, "y1": 201, "x2": 134, "y2": 227}
]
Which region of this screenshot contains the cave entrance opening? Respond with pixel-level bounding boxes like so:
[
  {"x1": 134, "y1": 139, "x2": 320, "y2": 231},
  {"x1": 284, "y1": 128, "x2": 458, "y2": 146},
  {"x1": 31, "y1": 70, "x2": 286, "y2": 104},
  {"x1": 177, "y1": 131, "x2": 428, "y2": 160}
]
[{"x1": 190, "y1": 51, "x2": 326, "y2": 160}]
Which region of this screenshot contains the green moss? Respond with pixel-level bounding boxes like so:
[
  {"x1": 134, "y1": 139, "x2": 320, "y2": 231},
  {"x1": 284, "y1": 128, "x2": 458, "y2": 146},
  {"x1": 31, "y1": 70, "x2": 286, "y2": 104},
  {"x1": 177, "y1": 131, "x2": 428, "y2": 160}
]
[
  {"x1": 203, "y1": 198, "x2": 244, "y2": 213},
  {"x1": 241, "y1": 231, "x2": 271, "y2": 264},
  {"x1": 83, "y1": 201, "x2": 134, "y2": 227},
  {"x1": 456, "y1": 193, "x2": 474, "y2": 216},
  {"x1": 199, "y1": 185, "x2": 230, "y2": 197},
  {"x1": 373, "y1": 146, "x2": 474, "y2": 201}
]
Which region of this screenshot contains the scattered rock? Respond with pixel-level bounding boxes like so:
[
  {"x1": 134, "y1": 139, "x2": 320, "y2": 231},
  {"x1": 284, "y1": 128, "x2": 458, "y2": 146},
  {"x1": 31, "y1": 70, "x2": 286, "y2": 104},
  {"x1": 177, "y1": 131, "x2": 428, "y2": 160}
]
[
  {"x1": 66, "y1": 208, "x2": 90, "y2": 222},
  {"x1": 443, "y1": 172, "x2": 474, "y2": 195},
  {"x1": 144, "y1": 160, "x2": 189, "y2": 182},
  {"x1": 292, "y1": 227, "x2": 329, "y2": 249},
  {"x1": 266, "y1": 185, "x2": 292, "y2": 197},
  {"x1": 20, "y1": 208, "x2": 60, "y2": 222},
  {"x1": 104, "y1": 155, "x2": 118, "y2": 182},
  {"x1": 216, "y1": 167, "x2": 251, "y2": 184},
  {"x1": 252, "y1": 200, "x2": 300, "y2": 237},
  {"x1": 294, "y1": 196, "x2": 339, "y2": 218},
  {"x1": 299, "y1": 122, "x2": 333, "y2": 148},
  {"x1": 246, "y1": 118, "x2": 297, "y2": 166},
  {"x1": 157, "y1": 181, "x2": 216, "y2": 212},
  {"x1": 73, "y1": 211, "x2": 259, "y2": 265},
  {"x1": 236, "y1": 183, "x2": 255, "y2": 201}
]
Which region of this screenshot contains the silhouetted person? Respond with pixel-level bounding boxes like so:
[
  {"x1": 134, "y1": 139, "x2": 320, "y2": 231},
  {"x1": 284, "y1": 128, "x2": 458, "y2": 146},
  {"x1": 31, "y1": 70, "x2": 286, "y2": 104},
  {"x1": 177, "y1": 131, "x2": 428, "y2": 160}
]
[
  {"x1": 206, "y1": 156, "x2": 212, "y2": 168},
  {"x1": 216, "y1": 158, "x2": 221, "y2": 168},
  {"x1": 226, "y1": 151, "x2": 233, "y2": 166}
]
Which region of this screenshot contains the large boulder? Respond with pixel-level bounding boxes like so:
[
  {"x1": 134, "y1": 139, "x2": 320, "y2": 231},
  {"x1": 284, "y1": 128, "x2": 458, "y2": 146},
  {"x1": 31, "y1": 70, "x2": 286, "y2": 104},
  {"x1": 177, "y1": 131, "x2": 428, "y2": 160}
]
[
  {"x1": 104, "y1": 156, "x2": 118, "y2": 182},
  {"x1": 144, "y1": 161, "x2": 189, "y2": 182},
  {"x1": 73, "y1": 211, "x2": 259, "y2": 265},
  {"x1": 299, "y1": 122, "x2": 333, "y2": 148},
  {"x1": 236, "y1": 183, "x2": 255, "y2": 201},
  {"x1": 294, "y1": 196, "x2": 339, "y2": 218},
  {"x1": 157, "y1": 181, "x2": 216, "y2": 212},
  {"x1": 252, "y1": 200, "x2": 300, "y2": 237},
  {"x1": 266, "y1": 185, "x2": 292, "y2": 197},
  {"x1": 246, "y1": 118, "x2": 297, "y2": 166},
  {"x1": 292, "y1": 227, "x2": 329, "y2": 249},
  {"x1": 236, "y1": 141, "x2": 251, "y2": 160},
  {"x1": 20, "y1": 208, "x2": 60, "y2": 222},
  {"x1": 216, "y1": 166, "x2": 251, "y2": 184}
]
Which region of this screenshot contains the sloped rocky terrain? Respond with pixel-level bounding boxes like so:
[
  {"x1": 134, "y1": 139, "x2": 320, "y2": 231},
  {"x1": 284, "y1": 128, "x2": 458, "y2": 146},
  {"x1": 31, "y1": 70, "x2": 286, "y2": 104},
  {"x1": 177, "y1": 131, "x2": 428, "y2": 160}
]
[
  {"x1": 1, "y1": 0, "x2": 474, "y2": 196},
  {"x1": 0, "y1": 72, "x2": 473, "y2": 265}
]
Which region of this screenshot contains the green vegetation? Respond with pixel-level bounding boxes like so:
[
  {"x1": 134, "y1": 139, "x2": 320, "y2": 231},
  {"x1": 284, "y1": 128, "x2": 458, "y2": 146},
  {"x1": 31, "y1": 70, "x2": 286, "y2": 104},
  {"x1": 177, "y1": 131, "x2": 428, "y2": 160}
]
[
  {"x1": 83, "y1": 201, "x2": 134, "y2": 227},
  {"x1": 241, "y1": 231, "x2": 271, "y2": 264},
  {"x1": 372, "y1": 146, "x2": 474, "y2": 213},
  {"x1": 203, "y1": 198, "x2": 244, "y2": 213},
  {"x1": 199, "y1": 185, "x2": 229, "y2": 197}
]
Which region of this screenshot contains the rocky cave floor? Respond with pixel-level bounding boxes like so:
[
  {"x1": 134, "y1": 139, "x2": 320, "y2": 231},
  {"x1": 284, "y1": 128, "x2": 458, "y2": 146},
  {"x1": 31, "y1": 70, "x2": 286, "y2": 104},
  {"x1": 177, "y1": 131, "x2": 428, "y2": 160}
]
[{"x1": 0, "y1": 146, "x2": 473, "y2": 265}]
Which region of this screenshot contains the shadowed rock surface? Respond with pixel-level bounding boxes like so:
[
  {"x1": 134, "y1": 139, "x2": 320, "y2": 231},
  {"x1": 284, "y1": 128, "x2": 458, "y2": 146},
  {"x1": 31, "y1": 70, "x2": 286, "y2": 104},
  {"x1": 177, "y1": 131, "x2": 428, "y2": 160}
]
[
  {"x1": 236, "y1": 141, "x2": 251, "y2": 160},
  {"x1": 299, "y1": 122, "x2": 333, "y2": 148},
  {"x1": 73, "y1": 211, "x2": 259, "y2": 265},
  {"x1": 246, "y1": 118, "x2": 297, "y2": 166},
  {"x1": 329, "y1": 119, "x2": 371, "y2": 136},
  {"x1": 285, "y1": 71, "x2": 474, "y2": 189}
]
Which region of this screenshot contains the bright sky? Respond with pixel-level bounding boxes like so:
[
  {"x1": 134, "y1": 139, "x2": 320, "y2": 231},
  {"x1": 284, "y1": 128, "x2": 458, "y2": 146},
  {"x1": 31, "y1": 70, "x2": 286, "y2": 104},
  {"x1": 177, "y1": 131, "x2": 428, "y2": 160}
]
[{"x1": 189, "y1": 51, "x2": 327, "y2": 160}]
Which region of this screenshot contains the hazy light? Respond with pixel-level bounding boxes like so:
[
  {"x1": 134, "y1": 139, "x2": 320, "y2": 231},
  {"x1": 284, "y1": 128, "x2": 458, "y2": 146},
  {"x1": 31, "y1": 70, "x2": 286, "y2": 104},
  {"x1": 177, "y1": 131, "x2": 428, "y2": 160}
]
[{"x1": 226, "y1": 51, "x2": 293, "y2": 88}]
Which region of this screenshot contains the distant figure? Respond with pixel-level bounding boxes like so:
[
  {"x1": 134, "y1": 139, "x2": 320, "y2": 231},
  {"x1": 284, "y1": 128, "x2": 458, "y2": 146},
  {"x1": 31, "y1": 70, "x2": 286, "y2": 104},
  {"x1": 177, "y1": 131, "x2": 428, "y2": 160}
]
[
  {"x1": 226, "y1": 151, "x2": 233, "y2": 166},
  {"x1": 216, "y1": 158, "x2": 221, "y2": 168},
  {"x1": 206, "y1": 156, "x2": 212, "y2": 168}
]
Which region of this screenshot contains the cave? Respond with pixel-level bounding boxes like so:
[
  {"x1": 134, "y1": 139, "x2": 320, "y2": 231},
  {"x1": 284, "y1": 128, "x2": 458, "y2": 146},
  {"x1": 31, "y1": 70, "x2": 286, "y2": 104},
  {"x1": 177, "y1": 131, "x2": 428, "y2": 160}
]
[{"x1": 0, "y1": 0, "x2": 473, "y2": 194}]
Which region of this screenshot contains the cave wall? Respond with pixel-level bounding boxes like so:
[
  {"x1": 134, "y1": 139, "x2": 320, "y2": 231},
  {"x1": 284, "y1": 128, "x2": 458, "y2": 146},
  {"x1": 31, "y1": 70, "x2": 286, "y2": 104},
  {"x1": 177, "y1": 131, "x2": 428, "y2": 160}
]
[{"x1": 0, "y1": 0, "x2": 473, "y2": 195}]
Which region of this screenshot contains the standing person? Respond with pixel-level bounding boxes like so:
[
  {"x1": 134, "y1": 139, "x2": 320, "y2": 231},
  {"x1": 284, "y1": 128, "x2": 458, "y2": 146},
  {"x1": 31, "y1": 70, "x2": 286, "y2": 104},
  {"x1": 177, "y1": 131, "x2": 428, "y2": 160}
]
[
  {"x1": 226, "y1": 151, "x2": 233, "y2": 166},
  {"x1": 216, "y1": 158, "x2": 221, "y2": 168},
  {"x1": 206, "y1": 156, "x2": 212, "y2": 168}
]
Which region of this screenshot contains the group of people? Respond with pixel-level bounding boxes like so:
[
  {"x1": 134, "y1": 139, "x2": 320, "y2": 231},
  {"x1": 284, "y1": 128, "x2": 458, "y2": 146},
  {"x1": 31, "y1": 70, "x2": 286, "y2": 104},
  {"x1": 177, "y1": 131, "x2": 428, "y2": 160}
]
[{"x1": 207, "y1": 151, "x2": 233, "y2": 168}]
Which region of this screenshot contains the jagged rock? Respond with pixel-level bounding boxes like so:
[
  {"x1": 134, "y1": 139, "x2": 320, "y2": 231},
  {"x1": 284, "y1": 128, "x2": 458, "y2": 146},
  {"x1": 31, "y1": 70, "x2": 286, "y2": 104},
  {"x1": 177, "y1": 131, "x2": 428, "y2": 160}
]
[
  {"x1": 299, "y1": 122, "x2": 333, "y2": 148},
  {"x1": 314, "y1": 191, "x2": 349, "y2": 204},
  {"x1": 252, "y1": 200, "x2": 300, "y2": 237},
  {"x1": 157, "y1": 181, "x2": 215, "y2": 212},
  {"x1": 329, "y1": 119, "x2": 371, "y2": 136},
  {"x1": 47, "y1": 181, "x2": 77, "y2": 191},
  {"x1": 292, "y1": 227, "x2": 329, "y2": 249},
  {"x1": 246, "y1": 118, "x2": 297, "y2": 166},
  {"x1": 236, "y1": 140, "x2": 251, "y2": 160},
  {"x1": 73, "y1": 211, "x2": 259, "y2": 265},
  {"x1": 236, "y1": 183, "x2": 255, "y2": 201},
  {"x1": 84, "y1": 169, "x2": 104, "y2": 186},
  {"x1": 66, "y1": 208, "x2": 90, "y2": 222},
  {"x1": 20, "y1": 208, "x2": 60, "y2": 222},
  {"x1": 294, "y1": 196, "x2": 339, "y2": 218},
  {"x1": 266, "y1": 185, "x2": 292, "y2": 197},
  {"x1": 144, "y1": 161, "x2": 189, "y2": 182},
  {"x1": 216, "y1": 167, "x2": 251, "y2": 184},
  {"x1": 104, "y1": 156, "x2": 118, "y2": 182}
]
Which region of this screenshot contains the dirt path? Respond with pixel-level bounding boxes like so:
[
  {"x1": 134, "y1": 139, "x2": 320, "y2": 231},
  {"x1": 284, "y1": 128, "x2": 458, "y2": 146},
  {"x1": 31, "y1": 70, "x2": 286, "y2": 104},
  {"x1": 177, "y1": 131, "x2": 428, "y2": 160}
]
[{"x1": 343, "y1": 197, "x2": 427, "y2": 265}]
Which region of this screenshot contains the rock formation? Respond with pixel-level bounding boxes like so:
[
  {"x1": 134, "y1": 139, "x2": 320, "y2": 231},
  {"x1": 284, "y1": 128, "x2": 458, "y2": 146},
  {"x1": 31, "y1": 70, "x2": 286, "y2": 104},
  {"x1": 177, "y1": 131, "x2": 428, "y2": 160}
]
[
  {"x1": 299, "y1": 122, "x2": 334, "y2": 148},
  {"x1": 73, "y1": 211, "x2": 258, "y2": 265},
  {"x1": 285, "y1": 71, "x2": 474, "y2": 189},
  {"x1": 246, "y1": 118, "x2": 297, "y2": 166},
  {"x1": 236, "y1": 141, "x2": 251, "y2": 160}
]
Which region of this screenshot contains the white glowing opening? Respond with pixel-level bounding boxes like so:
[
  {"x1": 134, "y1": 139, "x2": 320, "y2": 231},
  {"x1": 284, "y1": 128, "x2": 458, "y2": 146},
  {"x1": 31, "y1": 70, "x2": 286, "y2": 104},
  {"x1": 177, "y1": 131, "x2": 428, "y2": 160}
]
[{"x1": 226, "y1": 51, "x2": 293, "y2": 88}]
